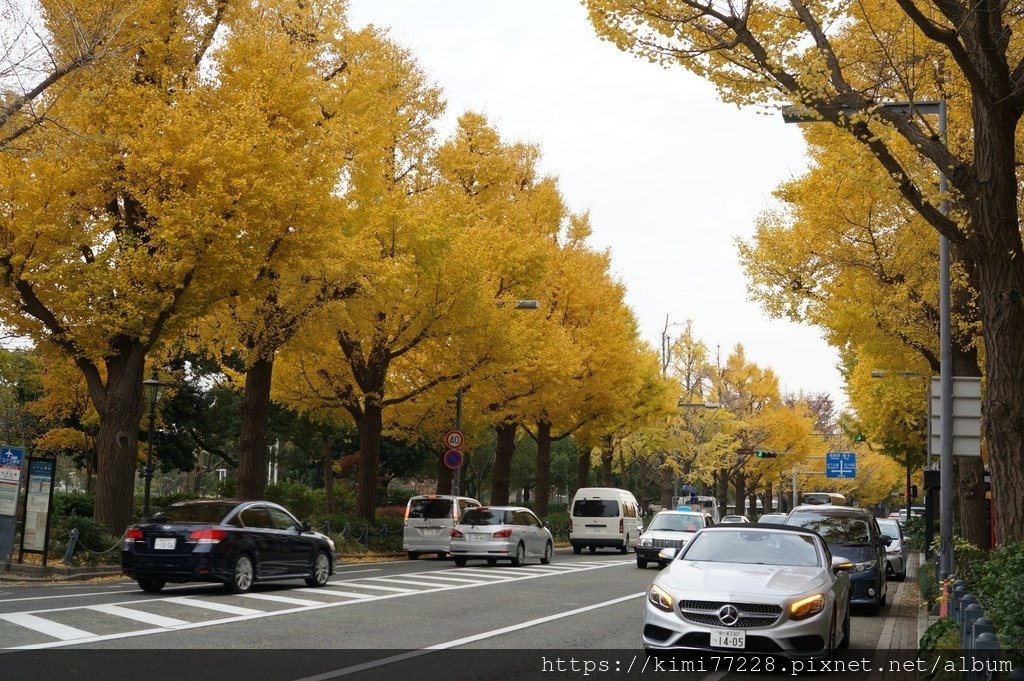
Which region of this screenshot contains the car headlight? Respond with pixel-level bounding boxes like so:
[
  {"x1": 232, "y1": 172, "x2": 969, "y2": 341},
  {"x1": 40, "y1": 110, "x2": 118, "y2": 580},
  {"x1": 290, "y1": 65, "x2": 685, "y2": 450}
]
[
  {"x1": 886, "y1": 548, "x2": 900, "y2": 556},
  {"x1": 852, "y1": 559, "x2": 878, "y2": 572},
  {"x1": 789, "y1": 593, "x2": 825, "y2": 619},
  {"x1": 326, "y1": 537, "x2": 336, "y2": 552},
  {"x1": 640, "y1": 537, "x2": 652, "y2": 547},
  {"x1": 648, "y1": 583, "x2": 675, "y2": 612}
]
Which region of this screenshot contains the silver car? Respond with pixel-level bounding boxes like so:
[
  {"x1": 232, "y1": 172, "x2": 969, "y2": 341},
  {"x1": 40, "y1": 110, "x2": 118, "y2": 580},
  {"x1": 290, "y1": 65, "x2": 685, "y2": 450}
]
[
  {"x1": 643, "y1": 525, "x2": 853, "y2": 659},
  {"x1": 635, "y1": 510, "x2": 712, "y2": 569},
  {"x1": 449, "y1": 506, "x2": 554, "y2": 567},
  {"x1": 876, "y1": 518, "x2": 907, "y2": 581}
]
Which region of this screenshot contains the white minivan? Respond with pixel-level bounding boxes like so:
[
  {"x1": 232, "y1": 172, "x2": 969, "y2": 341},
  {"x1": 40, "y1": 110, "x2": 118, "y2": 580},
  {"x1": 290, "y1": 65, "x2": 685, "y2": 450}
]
[
  {"x1": 569, "y1": 487, "x2": 644, "y2": 554},
  {"x1": 403, "y1": 494, "x2": 481, "y2": 559}
]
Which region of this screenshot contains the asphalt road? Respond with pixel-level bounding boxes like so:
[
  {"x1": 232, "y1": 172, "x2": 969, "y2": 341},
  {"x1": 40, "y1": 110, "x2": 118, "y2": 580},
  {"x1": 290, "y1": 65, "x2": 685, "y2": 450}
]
[{"x1": 0, "y1": 549, "x2": 909, "y2": 680}]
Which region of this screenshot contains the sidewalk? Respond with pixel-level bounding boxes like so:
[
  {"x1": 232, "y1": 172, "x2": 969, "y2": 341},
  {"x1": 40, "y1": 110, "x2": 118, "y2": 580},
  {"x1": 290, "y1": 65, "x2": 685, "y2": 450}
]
[{"x1": 869, "y1": 551, "x2": 926, "y2": 680}]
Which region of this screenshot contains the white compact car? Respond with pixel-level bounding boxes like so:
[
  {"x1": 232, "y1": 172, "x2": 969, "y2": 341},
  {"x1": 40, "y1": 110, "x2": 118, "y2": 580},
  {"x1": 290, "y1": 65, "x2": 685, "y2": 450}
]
[{"x1": 449, "y1": 506, "x2": 553, "y2": 567}]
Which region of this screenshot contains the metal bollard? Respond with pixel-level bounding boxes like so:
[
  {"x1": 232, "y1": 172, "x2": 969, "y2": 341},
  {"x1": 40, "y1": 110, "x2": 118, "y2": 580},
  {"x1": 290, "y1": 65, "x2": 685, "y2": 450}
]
[
  {"x1": 958, "y1": 594, "x2": 978, "y2": 626},
  {"x1": 972, "y1": 632, "x2": 1000, "y2": 681},
  {"x1": 961, "y1": 603, "x2": 983, "y2": 647},
  {"x1": 952, "y1": 584, "x2": 968, "y2": 619},
  {"x1": 973, "y1": 617, "x2": 996, "y2": 640},
  {"x1": 62, "y1": 528, "x2": 80, "y2": 566}
]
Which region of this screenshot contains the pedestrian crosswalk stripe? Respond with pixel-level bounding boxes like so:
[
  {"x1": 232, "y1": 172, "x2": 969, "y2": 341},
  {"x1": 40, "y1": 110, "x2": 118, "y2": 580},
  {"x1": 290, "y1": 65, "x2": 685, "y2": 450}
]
[
  {"x1": 0, "y1": 613, "x2": 94, "y2": 640},
  {"x1": 337, "y1": 583, "x2": 416, "y2": 593},
  {"x1": 163, "y1": 597, "x2": 263, "y2": 616},
  {"x1": 235, "y1": 593, "x2": 323, "y2": 607},
  {"x1": 86, "y1": 604, "x2": 187, "y2": 628},
  {"x1": 294, "y1": 588, "x2": 374, "y2": 598}
]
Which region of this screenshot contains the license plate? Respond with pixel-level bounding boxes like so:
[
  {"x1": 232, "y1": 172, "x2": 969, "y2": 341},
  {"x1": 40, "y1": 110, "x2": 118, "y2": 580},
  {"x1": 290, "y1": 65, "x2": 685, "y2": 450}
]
[
  {"x1": 469, "y1": 534, "x2": 488, "y2": 541},
  {"x1": 709, "y1": 628, "x2": 745, "y2": 649},
  {"x1": 153, "y1": 537, "x2": 176, "y2": 550},
  {"x1": 418, "y1": 527, "x2": 441, "y2": 536}
]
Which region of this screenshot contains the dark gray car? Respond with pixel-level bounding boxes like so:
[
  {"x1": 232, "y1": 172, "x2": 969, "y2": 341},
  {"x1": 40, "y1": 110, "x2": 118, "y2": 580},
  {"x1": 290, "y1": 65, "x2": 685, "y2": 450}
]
[{"x1": 785, "y1": 505, "x2": 890, "y2": 614}]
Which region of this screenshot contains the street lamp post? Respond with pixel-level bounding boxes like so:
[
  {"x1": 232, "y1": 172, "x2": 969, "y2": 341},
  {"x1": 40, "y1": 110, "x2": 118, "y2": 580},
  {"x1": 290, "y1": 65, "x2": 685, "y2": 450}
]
[
  {"x1": 451, "y1": 299, "x2": 540, "y2": 497},
  {"x1": 784, "y1": 99, "x2": 953, "y2": 579},
  {"x1": 142, "y1": 368, "x2": 168, "y2": 518}
]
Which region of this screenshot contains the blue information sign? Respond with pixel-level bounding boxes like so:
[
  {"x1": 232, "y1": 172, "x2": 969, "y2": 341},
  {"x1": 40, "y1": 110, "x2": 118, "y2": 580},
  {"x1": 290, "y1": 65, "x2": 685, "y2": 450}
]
[{"x1": 825, "y1": 451, "x2": 857, "y2": 478}]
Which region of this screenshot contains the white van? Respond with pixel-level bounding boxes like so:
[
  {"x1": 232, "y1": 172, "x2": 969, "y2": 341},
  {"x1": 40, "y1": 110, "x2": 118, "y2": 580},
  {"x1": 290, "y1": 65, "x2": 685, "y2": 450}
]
[
  {"x1": 569, "y1": 487, "x2": 643, "y2": 554},
  {"x1": 403, "y1": 494, "x2": 481, "y2": 559}
]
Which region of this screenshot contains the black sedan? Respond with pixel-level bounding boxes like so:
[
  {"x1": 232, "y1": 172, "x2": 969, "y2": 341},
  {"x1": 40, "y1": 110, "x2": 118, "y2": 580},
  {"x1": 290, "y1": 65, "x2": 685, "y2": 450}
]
[{"x1": 121, "y1": 499, "x2": 335, "y2": 594}]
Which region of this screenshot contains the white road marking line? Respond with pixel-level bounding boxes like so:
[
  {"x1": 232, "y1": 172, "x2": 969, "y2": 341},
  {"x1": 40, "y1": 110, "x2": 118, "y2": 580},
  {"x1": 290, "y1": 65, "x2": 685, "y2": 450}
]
[
  {"x1": 86, "y1": 603, "x2": 188, "y2": 628},
  {"x1": 293, "y1": 588, "x2": 374, "y2": 598},
  {"x1": 339, "y1": 583, "x2": 417, "y2": 593},
  {"x1": 234, "y1": 593, "x2": 323, "y2": 607},
  {"x1": 4, "y1": 559, "x2": 633, "y2": 649},
  {"x1": 162, "y1": 597, "x2": 264, "y2": 616},
  {"x1": 400, "y1": 574, "x2": 492, "y2": 584},
  {"x1": 0, "y1": 613, "x2": 94, "y2": 641},
  {"x1": 357, "y1": 577, "x2": 455, "y2": 589},
  {"x1": 289, "y1": 591, "x2": 647, "y2": 681}
]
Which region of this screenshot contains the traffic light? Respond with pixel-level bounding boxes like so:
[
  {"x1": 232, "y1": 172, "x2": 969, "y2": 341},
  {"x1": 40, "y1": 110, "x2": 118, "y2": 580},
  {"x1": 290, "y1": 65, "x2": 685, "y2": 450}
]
[
  {"x1": 754, "y1": 450, "x2": 777, "y2": 458},
  {"x1": 853, "y1": 433, "x2": 866, "y2": 442}
]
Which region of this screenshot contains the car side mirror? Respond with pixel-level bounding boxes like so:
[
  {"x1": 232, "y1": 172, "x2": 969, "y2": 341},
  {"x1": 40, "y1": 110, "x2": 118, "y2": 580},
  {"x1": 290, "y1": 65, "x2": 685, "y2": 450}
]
[
  {"x1": 832, "y1": 556, "x2": 854, "y2": 572},
  {"x1": 878, "y1": 534, "x2": 892, "y2": 547},
  {"x1": 301, "y1": 521, "x2": 312, "y2": 533},
  {"x1": 658, "y1": 547, "x2": 678, "y2": 563}
]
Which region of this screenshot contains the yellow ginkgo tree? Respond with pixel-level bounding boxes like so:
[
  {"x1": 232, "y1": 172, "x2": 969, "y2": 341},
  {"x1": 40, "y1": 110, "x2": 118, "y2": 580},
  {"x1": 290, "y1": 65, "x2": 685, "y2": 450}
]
[{"x1": 0, "y1": 0, "x2": 357, "y2": 533}]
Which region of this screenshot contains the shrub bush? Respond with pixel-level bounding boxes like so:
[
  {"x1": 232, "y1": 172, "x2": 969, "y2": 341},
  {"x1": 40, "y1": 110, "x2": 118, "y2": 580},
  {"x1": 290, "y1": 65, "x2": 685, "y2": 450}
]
[
  {"x1": 904, "y1": 515, "x2": 925, "y2": 551},
  {"x1": 53, "y1": 491, "x2": 94, "y2": 518},
  {"x1": 47, "y1": 514, "x2": 121, "y2": 566},
  {"x1": 971, "y1": 541, "x2": 1024, "y2": 663}
]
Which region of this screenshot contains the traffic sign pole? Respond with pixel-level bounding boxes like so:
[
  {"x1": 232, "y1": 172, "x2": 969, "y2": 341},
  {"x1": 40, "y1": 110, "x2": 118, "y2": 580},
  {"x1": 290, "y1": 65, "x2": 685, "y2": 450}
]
[{"x1": 452, "y1": 388, "x2": 464, "y2": 496}]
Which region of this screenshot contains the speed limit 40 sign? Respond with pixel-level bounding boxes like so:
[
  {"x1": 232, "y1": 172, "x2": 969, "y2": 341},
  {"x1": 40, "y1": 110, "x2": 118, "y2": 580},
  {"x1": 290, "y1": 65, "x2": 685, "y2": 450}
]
[{"x1": 444, "y1": 429, "x2": 464, "y2": 449}]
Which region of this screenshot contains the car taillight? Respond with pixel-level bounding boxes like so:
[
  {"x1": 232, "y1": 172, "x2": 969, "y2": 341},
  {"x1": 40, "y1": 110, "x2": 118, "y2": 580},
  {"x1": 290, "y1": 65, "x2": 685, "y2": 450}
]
[
  {"x1": 451, "y1": 528, "x2": 464, "y2": 538},
  {"x1": 188, "y1": 528, "x2": 226, "y2": 544},
  {"x1": 125, "y1": 528, "x2": 143, "y2": 541},
  {"x1": 492, "y1": 528, "x2": 513, "y2": 538},
  {"x1": 619, "y1": 518, "x2": 624, "y2": 533}
]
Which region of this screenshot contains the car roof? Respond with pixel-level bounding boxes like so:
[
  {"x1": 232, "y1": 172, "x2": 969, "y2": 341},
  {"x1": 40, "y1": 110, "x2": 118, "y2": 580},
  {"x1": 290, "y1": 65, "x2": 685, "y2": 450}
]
[
  {"x1": 700, "y1": 523, "x2": 821, "y2": 538},
  {"x1": 468, "y1": 505, "x2": 528, "y2": 512},
  {"x1": 788, "y1": 505, "x2": 872, "y2": 517}
]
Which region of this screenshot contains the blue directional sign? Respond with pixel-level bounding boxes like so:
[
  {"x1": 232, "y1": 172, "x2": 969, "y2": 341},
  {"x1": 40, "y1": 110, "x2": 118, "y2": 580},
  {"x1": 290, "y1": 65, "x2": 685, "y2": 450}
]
[{"x1": 825, "y1": 451, "x2": 857, "y2": 478}]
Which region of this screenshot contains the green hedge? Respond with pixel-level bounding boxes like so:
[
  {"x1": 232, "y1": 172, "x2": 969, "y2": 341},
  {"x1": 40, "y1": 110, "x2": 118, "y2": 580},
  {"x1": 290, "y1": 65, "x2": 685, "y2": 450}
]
[{"x1": 971, "y1": 541, "x2": 1024, "y2": 663}]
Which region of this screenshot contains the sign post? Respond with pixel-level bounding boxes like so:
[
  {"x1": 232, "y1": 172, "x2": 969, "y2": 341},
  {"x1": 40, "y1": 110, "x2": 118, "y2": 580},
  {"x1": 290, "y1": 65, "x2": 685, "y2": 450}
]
[
  {"x1": 0, "y1": 446, "x2": 25, "y2": 564},
  {"x1": 445, "y1": 426, "x2": 465, "y2": 494},
  {"x1": 825, "y1": 452, "x2": 857, "y2": 479},
  {"x1": 18, "y1": 456, "x2": 56, "y2": 566}
]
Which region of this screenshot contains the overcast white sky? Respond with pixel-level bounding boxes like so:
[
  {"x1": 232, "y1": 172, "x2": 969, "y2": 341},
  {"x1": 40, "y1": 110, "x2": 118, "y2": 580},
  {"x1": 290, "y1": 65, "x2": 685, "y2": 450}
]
[{"x1": 347, "y1": 1, "x2": 847, "y2": 410}]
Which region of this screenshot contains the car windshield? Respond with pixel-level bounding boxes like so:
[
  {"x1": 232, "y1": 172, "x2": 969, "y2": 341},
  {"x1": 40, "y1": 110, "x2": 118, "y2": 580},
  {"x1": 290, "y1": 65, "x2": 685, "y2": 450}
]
[
  {"x1": 682, "y1": 530, "x2": 820, "y2": 567},
  {"x1": 408, "y1": 498, "x2": 454, "y2": 519},
  {"x1": 460, "y1": 508, "x2": 512, "y2": 525},
  {"x1": 877, "y1": 521, "x2": 901, "y2": 537},
  {"x1": 648, "y1": 513, "x2": 703, "y2": 532},
  {"x1": 572, "y1": 499, "x2": 619, "y2": 517},
  {"x1": 790, "y1": 514, "x2": 872, "y2": 546},
  {"x1": 148, "y1": 502, "x2": 237, "y2": 524}
]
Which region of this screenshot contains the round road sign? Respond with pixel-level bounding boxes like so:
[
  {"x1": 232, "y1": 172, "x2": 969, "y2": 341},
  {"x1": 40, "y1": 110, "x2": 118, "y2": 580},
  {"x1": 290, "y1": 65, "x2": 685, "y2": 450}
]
[
  {"x1": 444, "y1": 429, "x2": 464, "y2": 449},
  {"x1": 443, "y1": 449, "x2": 464, "y2": 470}
]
